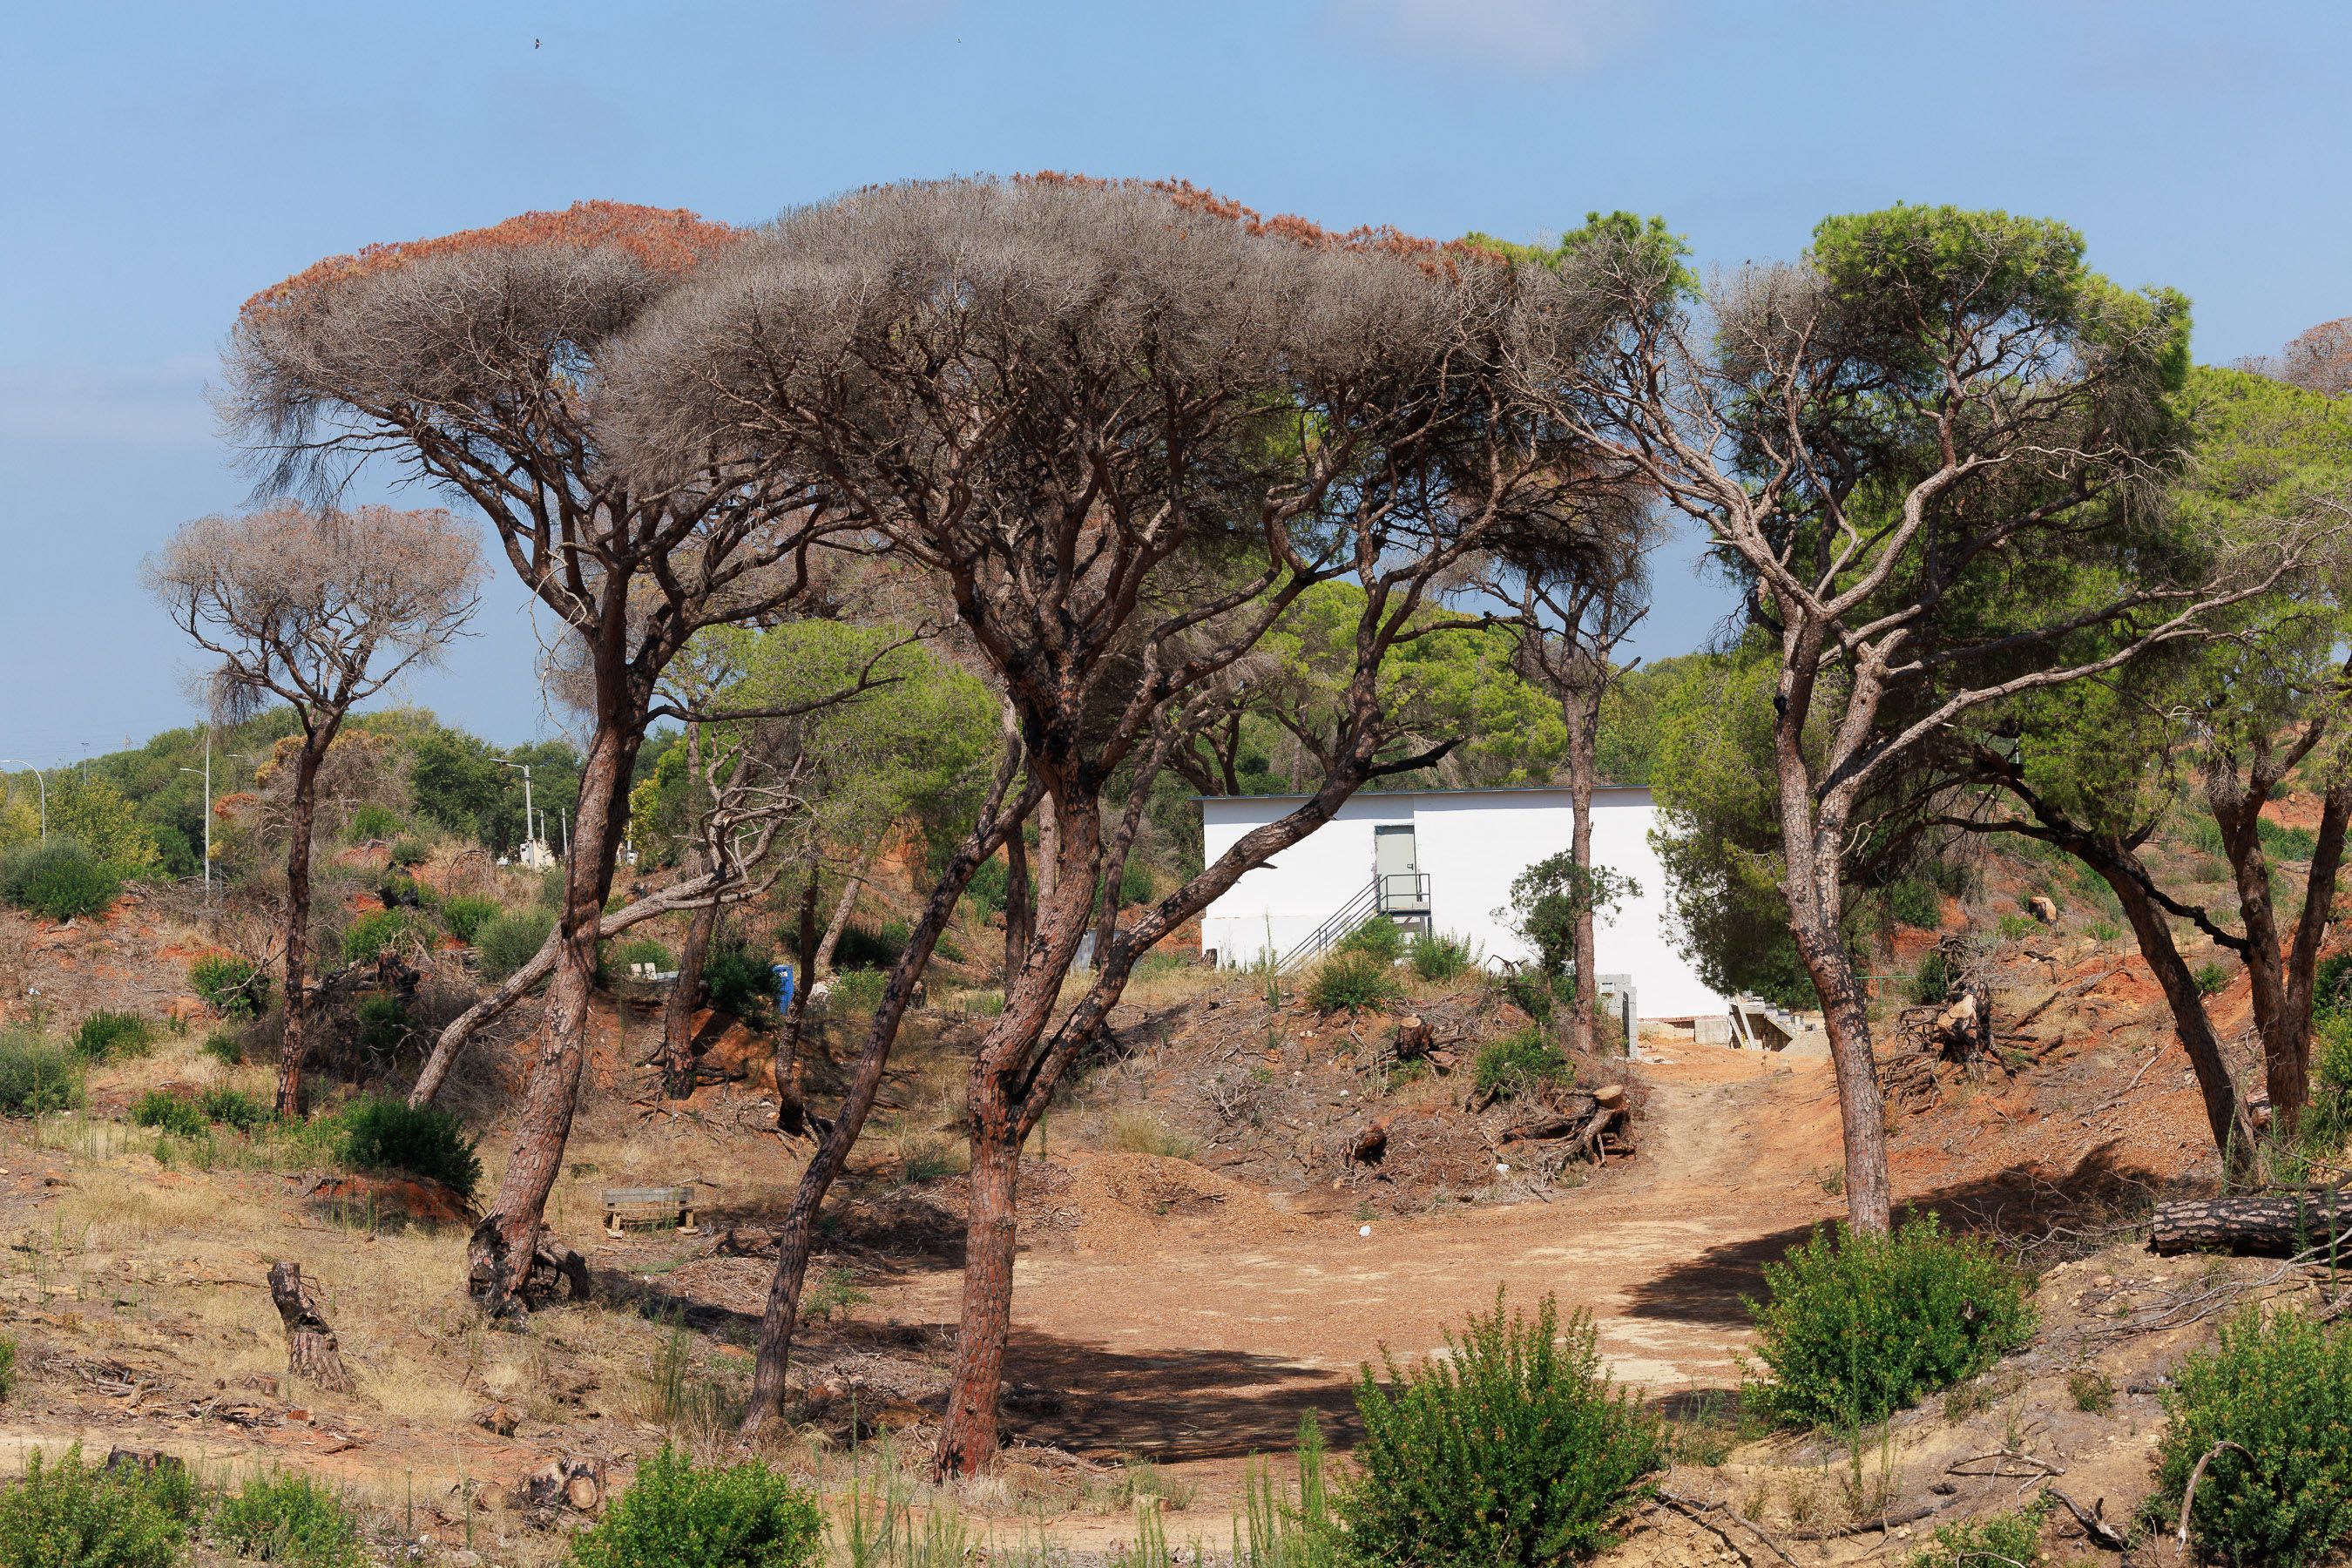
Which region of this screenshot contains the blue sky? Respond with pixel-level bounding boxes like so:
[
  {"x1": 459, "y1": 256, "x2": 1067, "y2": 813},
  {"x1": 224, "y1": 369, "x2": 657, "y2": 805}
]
[{"x1": 3, "y1": 0, "x2": 2346, "y2": 767}]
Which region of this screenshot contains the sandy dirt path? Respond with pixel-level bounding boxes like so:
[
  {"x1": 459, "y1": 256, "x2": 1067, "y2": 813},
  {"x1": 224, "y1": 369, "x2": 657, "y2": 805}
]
[{"x1": 873, "y1": 1044, "x2": 1849, "y2": 1463}]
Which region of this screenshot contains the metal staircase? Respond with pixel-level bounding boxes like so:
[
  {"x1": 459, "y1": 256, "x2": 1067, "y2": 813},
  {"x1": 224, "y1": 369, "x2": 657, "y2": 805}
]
[{"x1": 1276, "y1": 872, "x2": 1432, "y2": 971}]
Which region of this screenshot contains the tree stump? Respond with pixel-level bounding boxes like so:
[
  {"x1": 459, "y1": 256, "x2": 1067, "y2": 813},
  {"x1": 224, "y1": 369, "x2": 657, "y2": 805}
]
[
  {"x1": 267, "y1": 1260, "x2": 353, "y2": 1393},
  {"x1": 2151, "y1": 1194, "x2": 2352, "y2": 1256},
  {"x1": 1391, "y1": 1017, "x2": 1435, "y2": 1060},
  {"x1": 1347, "y1": 1119, "x2": 1390, "y2": 1164}
]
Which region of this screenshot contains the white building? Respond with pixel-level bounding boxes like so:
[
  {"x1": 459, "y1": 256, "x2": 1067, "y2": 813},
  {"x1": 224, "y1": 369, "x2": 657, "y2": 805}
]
[{"x1": 1199, "y1": 786, "x2": 1723, "y2": 1022}]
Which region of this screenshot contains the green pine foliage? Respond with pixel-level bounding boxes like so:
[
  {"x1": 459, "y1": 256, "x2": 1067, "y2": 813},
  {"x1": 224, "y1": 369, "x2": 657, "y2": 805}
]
[
  {"x1": 210, "y1": 1469, "x2": 369, "y2": 1568},
  {"x1": 2154, "y1": 1307, "x2": 2352, "y2": 1567},
  {"x1": 1308, "y1": 952, "x2": 1402, "y2": 1015},
  {"x1": 1745, "y1": 1213, "x2": 2035, "y2": 1428},
  {"x1": 703, "y1": 935, "x2": 779, "y2": 1019},
  {"x1": 197, "y1": 1085, "x2": 270, "y2": 1132},
  {"x1": 336, "y1": 1098, "x2": 483, "y2": 1199},
  {"x1": 566, "y1": 1444, "x2": 822, "y2": 1568},
  {"x1": 0, "y1": 1444, "x2": 187, "y2": 1568},
  {"x1": 1339, "y1": 1292, "x2": 1662, "y2": 1567}
]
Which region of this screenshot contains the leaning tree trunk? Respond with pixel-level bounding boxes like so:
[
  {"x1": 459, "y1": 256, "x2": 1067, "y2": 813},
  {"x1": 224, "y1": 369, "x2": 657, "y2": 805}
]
[
  {"x1": 2109, "y1": 869, "x2": 2256, "y2": 1177},
  {"x1": 273, "y1": 739, "x2": 328, "y2": 1119},
  {"x1": 467, "y1": 721, "x2": 636, "y2": 1315},
  {"x1": 659, "y1": 889, "x2": 719, "y2": 1098},
  {"x1": 813, "y1": 843, "x2": 878, "y2": 976}
]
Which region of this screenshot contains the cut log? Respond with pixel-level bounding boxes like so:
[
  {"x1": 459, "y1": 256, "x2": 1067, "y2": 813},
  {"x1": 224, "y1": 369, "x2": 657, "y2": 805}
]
[
  {"x1": 1391, "y1": 1017, "x2": 1435, "y2": 1060},
  {"x1": 1594, "y1": 1083, "x2": 1625, "y2": 1110},
  {"x1": 2150, "y1": 1194, "x2": 2352, "y2": 1256},
  {"x1": 267, "y1": 1260, "x2": 353, "y2": 1393}
]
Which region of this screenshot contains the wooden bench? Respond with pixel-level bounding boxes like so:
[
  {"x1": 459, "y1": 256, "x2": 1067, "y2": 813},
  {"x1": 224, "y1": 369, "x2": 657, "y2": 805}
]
[{"x1": 601, "y1": 1186, "x2": 699, "y2": 1237}]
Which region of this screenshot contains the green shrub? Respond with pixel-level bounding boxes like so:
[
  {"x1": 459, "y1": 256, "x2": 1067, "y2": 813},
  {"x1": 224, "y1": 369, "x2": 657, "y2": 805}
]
[
  {"x1": 0, "y1": 1443, "x2": 186, "y2": 1568},
  {"x1": 200, "y1": 1029, "x2": 245, "y2": 1067},
  {"x1": 337, "y1": 1098, "x2": 483, "y2": 1199},
  {"x1": 829, "y1": 967, "x2": 887, "y2": 1016},
  {"x1": 1905, "y1": 1501, "x2": 2045, "y2": 1568},
  {"x1": 1340, "y1": 1292, "x2": 1661, "y2": 1567},
  {"x1": 476, "y1": 909, "x2": 554, "y2": 983},
  {"x1": 340, "y1": 907, "x2": 434, "y2": 964},
  {"x1": 612, "y1": 936, "x2": 673, "y2": 973},
  {"x1": 2317, "y1": 952, "x2": 2352, "y2": 1022},
  {"x1": 1996, "y1": 912, "x2": 2038, "y2": 941},
  {"x1": 210, "y1": 1468, "x2": 368, "y2": 1568},
  {"x1": 568, "y1": 1443, "x2": 823, "y2": 1568},
  {"x1": 1308, "y1": 951, "x2": 1402, "y2": 1015},
  {"x1": 189, "y1": 953, "x2": 272, "y2": 1020},
  {"x1": 1410, "y1": 931, "x2": 1478, "y2": 983},
  {"x1": 0, "y1": 1335, "x2": 12, "y2": 1402},
  {"x1": 2154, "y1": 1306, "x2": 2352, "y2": 1567},
  {"x1": 1495, "y1": 967, "x2": 1562, "y2": 1024},
  {"x1": 1883, "y1": 877, "x2": 1940, "y2": 929},
  {"x1": 1336, "y1": 916, "x2": 1405, "y2": 963},
  {"x1": 346, "y1": 803, "x2": 402, "y2": 842},
  {"x1": 74, "y1": 1010, "x2": 156, "y2": 1061},
  {"x1": 2260, "y1": 818, "x2": 2320, "y2": 862},
  {"x1": 198, "y1": 1085, "x2": 270, "y2": 1132},
  {"x1": 2193, "y1": 959, "x2": 2233, "y2": 997},
  {"x1": 388, "y1": 836, "x2": 429, "y2": 868},
  {"x1": 2087, "y1": 917, "x2": 2123, "y2": 943},
  {"x1": 0, "y1": 839, "x2": 123, "y2": 921},
  {"x1": 1474, "y1": 1029, "x2": 1571, "y2": 1101},
  {"x1": 832, "y1": 923, "x2": 903, "y2": 971},
  {"x1": 705, "y1": 935, "x2": 780, "y2": 1019},
  {"x1": 438, "y1": 894, "x2": 501, "y2": 944},
  {"x1": 1745, "y1": 1213, "x2": 2035, "y2": 1429},
  {"x1": 1908, "y1": 949, "x2": 1951, "y2": 1005},
  {"x1": 0, "y1": 1032, "x2": 84, "y2": 1115},
  {"x1": 132, "y1": 1091, "x2": 207, "y2": 1139}
]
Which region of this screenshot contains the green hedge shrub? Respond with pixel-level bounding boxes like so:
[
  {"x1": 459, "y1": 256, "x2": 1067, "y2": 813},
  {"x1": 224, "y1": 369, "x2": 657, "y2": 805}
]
[
  {"x1": 337, "y1": 1098, "x2": 483, "y2": 1199},
  {"x1": 1340, "y1": 1292, "x2": 1661, "y2": 1567},
  {"x1": 476, "y1": 909, "x2": 554, "y2": 983},
  {"x1": 346, "y1": 804, "x2": 402, "y2": 842},
  {"x1": 0, "y1": 840, "x2": 123, "y2": 921},
  {"x1": 438, "y1": 894, "x2": 501, "y2": 944},
  {"x1": 1745, "y1": 1213, "x2": 2035, "y2": 1428},
  {"x1": 705, "y1": 935, "x2": 779, "y2": 1019},
  {"x1": 0, "y1": 1031, "x2": 84, "y2": 1115},
  {"x1": 2154, "y1": 1306, "x2": 2352, "y2": 1567},
  {"x1": 198, "y1": 1085, "x2": 269, "y2": 1132},
  {"x1": 1882, "y1": 877, "x2": 1941, "y2": 930},
  {"x1": 210, "y1": 1469, "x2": 368, "y2": 1568},
  {"x1": 1474, "y1": 1029, "x2": 1571, "y2": 1101},
  {"x1": 1308, "y1": 951, "x2": 1402, "y2": 1015},
  {"x1": 355, "y1": 995, "x2": 415, "y2": 1061},
  {"x1": 199, "y1": 1029, "x2": 244, "y2": 1066},
  {"x1": 341, "y1": 907, "x2": 434, "y2": 964},
  {"x1": 189, "y1": 953, "x2": 272, "y2": 1020},
  {"x1": 73, "y1": 1011, "x2": 155, "y2": 1061},
  {"x1": 388, "y1": 836, "x2": 429, "y2": 868},
  {"x1": 568, "y1": 1444, "x2": 822, "y2": 1568},
  {"x1": 1495, "y1": 967, "x2": 1563, "y2": 1024},
  {"x1": 132, "y1": 1091, "x2": 207, "y2": 1139},
  {"x1": 1410, "y1": 931, "x2": 1479, "y2": 983},
  {"x1": 0, "y1": 1443, "x2": 187, "y2": 1568}
]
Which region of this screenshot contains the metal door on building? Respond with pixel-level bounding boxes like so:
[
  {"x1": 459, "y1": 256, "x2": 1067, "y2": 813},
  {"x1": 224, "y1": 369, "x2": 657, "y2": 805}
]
[{"x1": 1374, "y1": 824, "x2": 1418, "y2": 910}]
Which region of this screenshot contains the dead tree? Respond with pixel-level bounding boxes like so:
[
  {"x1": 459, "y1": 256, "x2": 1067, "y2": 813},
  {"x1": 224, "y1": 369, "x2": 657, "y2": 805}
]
[
  {"x1": 148, "y1": 504, "x2": 482, "y2": 1117},
  {"x1": 267, "y1": 1260, "x2": 352, "y2": 1393},
  {"x1": 226, "y1": 203, "x2": 862, "y2": 1315},
  {"x1": 627, "y1": 175, "x2": 1619, "y2": 1472}
]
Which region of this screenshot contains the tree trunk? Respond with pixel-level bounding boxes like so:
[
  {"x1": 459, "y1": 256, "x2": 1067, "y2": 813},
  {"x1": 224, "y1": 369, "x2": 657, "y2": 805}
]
[
  {"x1": 932, "y1": 1108, "x2": 1021, "y2": 1477},
  {"x1": 1563, "y1": 715, "x2": 1600, "y2": 1058},
  {"x1": 659, "y1": 893, "x2": 719, "y2": 1098},
  {"x1": 467, "y1": 720, "x2": 636, "y2": 1316},
  {"x1": 2108, "y1": 868, "x2": 2258, "y2": 1176},
  {"x1": 773, "y1": 858, "x2": 822, "y2": 1135},
  {"x1": 814, "y1": 843, "x2": 878, "y2": 977},
  {"x1": 267, "y1": 1260, "x2": 352, "y2": 1392},
  {"x1": 1794, "y1": 912, "x2": 1895, "y2": 1233},
  {"x1": 273, "y1": 738, "x2": 329, "y2": 1119},
  {"x1": 2210, "y1": 773, "x2": 2304, "y2": 1129}
]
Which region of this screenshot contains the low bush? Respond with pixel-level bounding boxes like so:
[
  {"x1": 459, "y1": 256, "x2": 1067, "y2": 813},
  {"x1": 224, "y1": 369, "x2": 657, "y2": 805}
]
[
  {"x1": 1474, "y1": 1029, "x2": 1571, "y2": 1101},
  {"x1": 476, "y1": 909, "x2": 554, "y2": 983},
  {"x1": 0, "y1": 1031, "x2": 84, "y2": 1115},
  {"x1": 1995, "y1": 912, "x2": 2039, "y2": 941},
  {"x1": 833, "y1": 923, "x2": 905, "y2": 970},
  {"x1": 1882, "y1": 877, "x2": 1941, "y2": 930},
  {"x1": 354, "y1": 995, "x2": 416, "y2": 1062},
  {"x1": 828, "y1": 967, "x2": 888, "y2": 1016},
  {"x1": 1340, "y1": 1292, "x2": 1661, "y2": 1567},
  {"x1": 340, "y1": 907, "x2": 434, "y2": 964},
  {"x1": 2154, "y1": 1306, "x2": 2352, "y2": 1567},
  {"x1": 1908, "y1": 949, "x2": 1951, "y2": 1005},
  {"x1": 704, "y1": 935, "x2": 779, "y2": 1019},
  {"x1": 1494, "y1": 967, "x2": 1562, "y2": 1024},
  {"x1": 1308, "y1": 951, "x2": 1402, "y2": 1015},
  {"x1": 73, "y1": 1010, "x2": 155, "y2": 1061},
  {"x1": 1410, "y1": 931, "x2": 1479, "y2": 983},
  {"x1": 1905, "y1": 1501, "x2": 2045, "y2": 1568},
  {"x1": 388, "y1": 836, "x2": 429, "y2": 868},
  {"x1": 0, "y1": 1334, "x2": 12, "y2": 1401},
  {"x1": 210, "y1": 1468, "x2": 368, "y2": 1568},
  {"x1": 132, "y1": 1091, "x2": 207, "y2": 1139},
  {"x1": 1107, "y1": 1110, "x2": 1198, "y2": 1160},
  {"x1": 612, "y1": 936, "x2": 673, "y2": 973},
  {"x1": 346, "y1": 803, "x2": 402, "y2": 842},
  {"x1": 568, "y1": 1443, "x2": 823, "y2": 1568},
  {"x1": 189, "y1": 953, "x2": 272, "y2": 1020},
  {"x1": 199, "y1": 1029, "x2": 245, "y2": 1066},
  {"x1": 0, "y1": 1443, "x2": 187, "y2": 1568},
  {"x1": 337, "y1": 1098, "x2": 483, "y2": 1199},
  {"x1": 1337, "y1": 916, "x2": 1405, "y2": 964},
  {"x1": 1745, "y1": 1213, "x2": 2034, "y2": 1428},
  {"x1": 2193, "y1": 959, "x2": 2233, "y2": 997},
  {"x1": 198, "y1": 1085, "x2": 270, "y2": 1132},
  {"x1": 437, "y1": 894, "x2": 501, "y2": 944},
  {"x1": 0, "y1": 839, "x2": 123, "y2": 921}
]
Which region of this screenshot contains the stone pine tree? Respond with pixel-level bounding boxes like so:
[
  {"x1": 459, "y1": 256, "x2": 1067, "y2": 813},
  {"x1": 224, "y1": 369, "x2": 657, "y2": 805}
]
[
  {"x1": 624, "y1": 175, "x2": 1617, "y2": 1470},
  {"x1": 1511, "y1": 206, "x2": 2301, "y2": 1230},
  {"x1": 224, "y1": 202, "x2": 851, "y2": 1315},
  {"x1": 147, "y1": 502, "x2": 482, "y2": 1115}
]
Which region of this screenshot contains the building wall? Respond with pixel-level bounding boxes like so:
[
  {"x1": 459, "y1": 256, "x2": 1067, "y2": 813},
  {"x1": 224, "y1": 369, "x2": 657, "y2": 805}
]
[{"x1": 1199, "y1": 787, "x2": 1723, "y2": 1020}]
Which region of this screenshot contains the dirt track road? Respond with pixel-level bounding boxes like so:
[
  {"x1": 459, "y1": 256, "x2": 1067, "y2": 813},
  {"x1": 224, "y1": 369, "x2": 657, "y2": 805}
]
[{"x1": 876, "y1": 1044, "x2": 1848, "y2": 1461}]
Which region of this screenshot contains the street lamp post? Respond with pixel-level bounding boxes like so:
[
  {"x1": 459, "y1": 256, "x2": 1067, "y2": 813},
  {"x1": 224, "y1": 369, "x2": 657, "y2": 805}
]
[
  {"x1": 178, "y1": 732, "x2": 212, "y2": 898},
  {"x1": 0, "y1": 761, "x2": 44, "y2": 838}
]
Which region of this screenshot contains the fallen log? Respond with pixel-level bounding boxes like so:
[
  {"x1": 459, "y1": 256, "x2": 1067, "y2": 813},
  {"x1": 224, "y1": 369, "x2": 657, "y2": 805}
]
[
  {"x1": 267, "y1": 1261, "x2": 352, "y2": 1393},
  {"x1": 2150, "y1": 1193, "x2": 2352, "y2": 1257}
]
